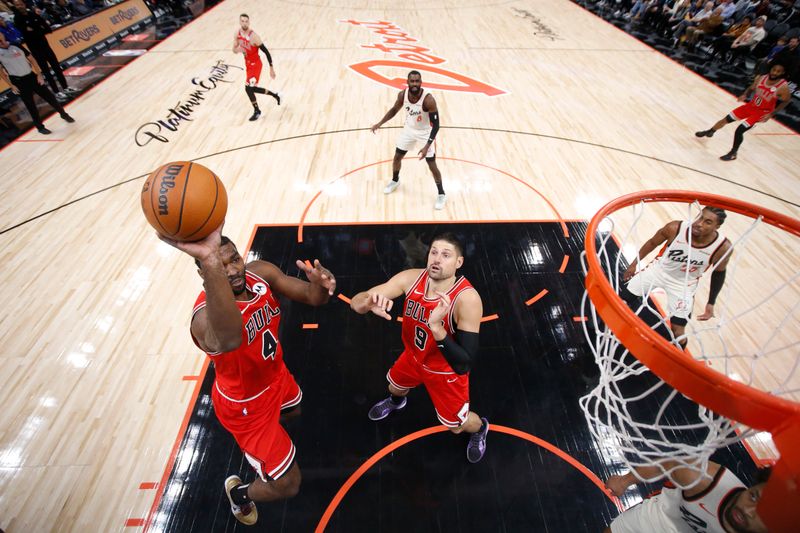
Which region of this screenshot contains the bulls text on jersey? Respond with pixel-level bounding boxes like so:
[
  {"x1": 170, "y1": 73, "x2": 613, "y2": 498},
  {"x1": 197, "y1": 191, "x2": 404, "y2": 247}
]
[{"x1": 244, "y1": 302, "x2": 281, "y2": 345}]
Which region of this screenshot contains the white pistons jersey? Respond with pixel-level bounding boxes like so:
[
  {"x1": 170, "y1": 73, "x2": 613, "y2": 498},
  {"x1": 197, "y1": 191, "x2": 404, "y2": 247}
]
[
  {"x1": 404, "y1": 88, "x2": 431, "y2": 132},
  {"x1": 661, "y1": 467, "x2": 746, "y2": 533},
  {"x1": 656, "y1": 221, "x2": 727, "y2": 284}
]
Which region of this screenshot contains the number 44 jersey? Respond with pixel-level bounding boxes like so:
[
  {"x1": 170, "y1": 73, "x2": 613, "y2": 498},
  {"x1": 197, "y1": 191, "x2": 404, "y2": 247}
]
[{"x1": 191, "y1": 270, "x2": 284, "y2": 402}]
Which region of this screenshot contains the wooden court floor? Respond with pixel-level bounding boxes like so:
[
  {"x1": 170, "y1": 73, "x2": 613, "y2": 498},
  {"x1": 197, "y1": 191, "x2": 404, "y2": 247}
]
[{"x1": 0, "y1": 0, "x2": 798, "y2": 531}]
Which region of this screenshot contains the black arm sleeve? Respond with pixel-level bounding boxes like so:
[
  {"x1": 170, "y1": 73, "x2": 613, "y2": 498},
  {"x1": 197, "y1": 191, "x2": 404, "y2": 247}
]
[
  {"x1": 436, "y1": 330, "x2": 479, "y2": 375},
  {"x1": 259, "y1": 44, "x2": 273, "y2": 66},
  {"x1": 428, "y1": 111, "x2": 439, "y2": 144},
  {"x1": 708, "y1": 270, "x2": 726, "y2": 305}
]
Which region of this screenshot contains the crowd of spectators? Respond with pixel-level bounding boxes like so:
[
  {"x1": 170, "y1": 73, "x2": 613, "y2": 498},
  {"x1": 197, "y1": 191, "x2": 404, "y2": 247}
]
[
  {"x1": 0, "y1": 0, "x2": 122, "y2": 28},
  {"x1": 592, "y1": 0, "x2": 800, "y2": 86}
]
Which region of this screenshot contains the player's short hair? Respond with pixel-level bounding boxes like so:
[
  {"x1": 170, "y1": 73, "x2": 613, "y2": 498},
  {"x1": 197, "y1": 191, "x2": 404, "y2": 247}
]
[
  {"x1": 240, "y1": 13, "x2": 249, "y2": 19},
  {"x1": 430, "y1": 232, "x2": 464, "y2": 257},
  {"x1": 703, "y1": 206, "x2": 727, "y2": 226},
  {"x1": 408, "y1": 70, "x2": 422, "y2": 79},
  {"x1": 195, "y1": 236, "x2": 236, "y2": 268}
]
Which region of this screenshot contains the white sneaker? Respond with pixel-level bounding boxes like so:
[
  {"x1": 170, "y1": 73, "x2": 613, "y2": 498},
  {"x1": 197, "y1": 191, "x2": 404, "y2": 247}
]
[
  {"x1": 383, "y1": 180, "x2": 400, "y2": 194},
  {"x1": 224, "y1": 475, "x2": 258, "y2": 525},
  {"x1": 434, "y1": 194, "x2": 446, "y2": 210}
]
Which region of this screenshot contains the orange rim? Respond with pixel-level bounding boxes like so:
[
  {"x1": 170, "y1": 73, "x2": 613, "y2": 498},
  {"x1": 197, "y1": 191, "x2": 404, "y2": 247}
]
[{"x1": 584, "y1": 189, "x2": 800, "y2": 431}]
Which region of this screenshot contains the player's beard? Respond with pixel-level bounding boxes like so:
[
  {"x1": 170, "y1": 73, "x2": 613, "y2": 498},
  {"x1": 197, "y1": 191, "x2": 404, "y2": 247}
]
[
  {"x1": 230, "y1": 274, "x2": 247, "y2": 295},
  {"x1": 768, "y1": 72, "x2": 782, "y2": 80},
  {"x1": 409, "y1": 86, "x2": 421, "y2": 95}
]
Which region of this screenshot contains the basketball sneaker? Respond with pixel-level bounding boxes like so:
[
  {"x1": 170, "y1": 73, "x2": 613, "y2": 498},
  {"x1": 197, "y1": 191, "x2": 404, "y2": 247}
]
[
  {"x1": 434, "y1": 194, "x2": 447, "y2": 210},
  {"x1": 36, "y1": 126, "x2": 51, "y2": 135},
  {"x1": 383, "y1": 180, "x2": 400, "y2": 194},
  {"x1": 249, "y1": 109, "x2": 261, "y2": 122},
  {"x1": 368, "y1": 396, "x2": 407, "y2": 420},
  {"x1": 719, "y1": 151, "x2": 737, "y2": 161},
  {"x1": 274, "y1": 92, "x2": 281, "y2": 106},
  {"x1": 695, "y1": 129, "x2": 714, "y2": 138},
  {"x1": 466, "y1": 417, "x2": 489, "y2": 463},
  {"x1": 224, "y1": 475, "x2": 258, "y2": 526},
  {"x1": 60, "y1": 113, "x2": 75, "y2": 123}
]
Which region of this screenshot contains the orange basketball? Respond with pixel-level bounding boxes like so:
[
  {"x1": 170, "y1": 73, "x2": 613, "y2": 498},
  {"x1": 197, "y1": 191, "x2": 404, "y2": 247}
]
[{"x1": 141, "y1": 161, "x2": 228, "y2": 242}]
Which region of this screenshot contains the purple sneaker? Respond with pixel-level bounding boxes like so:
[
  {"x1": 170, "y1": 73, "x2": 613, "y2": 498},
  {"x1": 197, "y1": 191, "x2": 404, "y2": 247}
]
[
  {"x1": 467, "y1": 418, "x2": 489, "y2": 463},
  {"x1": 368, "y1": 396, "x2": 407, "y2": 421}
]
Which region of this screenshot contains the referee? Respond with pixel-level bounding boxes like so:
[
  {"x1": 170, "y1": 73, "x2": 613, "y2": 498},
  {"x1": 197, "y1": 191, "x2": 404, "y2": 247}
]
[{"x1": 0, "y1": 33, "x2": 74, "y2": 135}]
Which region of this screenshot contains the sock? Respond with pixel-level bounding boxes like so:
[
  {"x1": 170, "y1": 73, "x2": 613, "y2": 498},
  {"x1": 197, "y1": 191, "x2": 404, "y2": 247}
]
[
  {"x1": 231, "y1": 484, "x2": 252, "y2": 505},
  {"x1": 245, "y1": 86, "x2": 257, "y2": 106},
  {"x1": 731, "y1": 123, "x2": 750, "y2": 153},
  {"x1": 434, "y1": 177, "x2": 445, "y2": 195},
  {"x1": 390, "y1": 394, "x2": 405, "y2": 405},
  {"x1": 392, "y1": 170, "x2": 399, "y2": 182}
]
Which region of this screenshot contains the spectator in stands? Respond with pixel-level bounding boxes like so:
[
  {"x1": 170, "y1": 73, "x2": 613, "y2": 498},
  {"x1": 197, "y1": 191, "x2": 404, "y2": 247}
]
[
  {"x1": 0, "y1": 13, "x2": 23, "y2": 45},
  {"x1": 710, "y1": 15, "x2": 752, "y2": 57},
  {"x1": 672, "y1": 0, "x2": 714, "y2": 46},
  {"x1": 719, "y1": 0, "x2": 738, "y2": 20},
  {"x1": 11, "y1": 0, "x2": 76, "y2": 100},
  {"x1": 43, "y1": 0, "x2": 75, "y2": 26},
  {"x1": 70, "y1": 0, "x2": 92, "y2": 17},
  {"x1": 756, "y1": 36, "x2": 799, "y2": 80},
  {"x1": 729, "y1": 15, "x2": 768, "y2": 65},
  {"x1": 657, "y1": 0, "x2": 693, "y2": 36},
  {"x1": 683, "y1": 5, "x2": 725, "y2": 48}
]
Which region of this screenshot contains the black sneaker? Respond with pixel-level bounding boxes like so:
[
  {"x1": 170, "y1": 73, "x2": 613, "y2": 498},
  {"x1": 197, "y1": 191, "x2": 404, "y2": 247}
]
[
  {"x1": 37, "y1": 126, "x2": 52, "y2": 135},
  {"x1": 249, "y1": 109, "x2": 261, "y2": 121},
  {"x1": 61, "y1": 114, "x2": 75, "y2": 123},
  {"x1": 274, "y1": 92, "x2": 281, "y2": 106},
  {"x1": 466, "y1": 418, "x2": 489, "y2": 463},
  {"x1": 720, "y1": 152, "x2": 737, "y2": 161},
  {"x1": 695, "y1": 129, "x2": 713, "y2": 138}
]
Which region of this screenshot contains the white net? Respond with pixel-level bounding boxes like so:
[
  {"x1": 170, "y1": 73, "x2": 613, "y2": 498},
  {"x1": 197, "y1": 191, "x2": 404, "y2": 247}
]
[{"x1": 579, "y1": 196, "x2": 800, "y2": 488}]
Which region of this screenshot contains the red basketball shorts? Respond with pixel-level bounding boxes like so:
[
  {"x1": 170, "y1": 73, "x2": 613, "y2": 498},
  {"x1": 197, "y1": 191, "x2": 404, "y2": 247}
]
[
  {"x1": 245, "y1": 58, "x2": 263, "y2": 85},
  {"x1": 212, "y1": 364, "x2": 302, "y2": 481},
  {"x1": 729, "y1": 103, "x2": 769, "y2": 127},
  {"x1": 387, "y1": 350, "x2": 470, "y2": 428}
]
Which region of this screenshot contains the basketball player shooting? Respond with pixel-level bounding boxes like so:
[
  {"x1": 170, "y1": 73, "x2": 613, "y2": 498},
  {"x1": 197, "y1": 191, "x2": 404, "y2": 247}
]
[
  {"x1": 604, "y1": 460, "x2": 770, "y2": 533},
  {"x1": 159, "y1": 223, "x2": 336, "y2": 526},
  {"x1": 371, "y1": 70, "x2": 447, "y2": 210},
  {"x1": 695, "y1": 63, "x2": 791, "y2": 161},
  {"x1": 623, "y1": 207, "x2": 732, "y2": 350},
  {"x1": 233, "y1": 13, "x2": 280, "y2": 122}
]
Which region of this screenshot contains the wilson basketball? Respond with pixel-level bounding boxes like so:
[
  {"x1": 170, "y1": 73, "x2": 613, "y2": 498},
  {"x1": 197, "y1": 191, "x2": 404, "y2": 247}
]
[{"x1": 141, "y1": 161, "x2": 228, "y2": 242}]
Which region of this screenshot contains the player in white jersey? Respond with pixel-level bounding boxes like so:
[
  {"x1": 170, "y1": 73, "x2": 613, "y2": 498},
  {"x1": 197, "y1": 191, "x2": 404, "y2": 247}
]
[
  {"x1": 370, "y1": 70, "x2": 447, "y2": 210},
  {"x1": 604, "y1": 460, "x2": 770, "y2": 533},
  {"x1": 623, "y1": 207, "x2": 732, "y2": 349}
]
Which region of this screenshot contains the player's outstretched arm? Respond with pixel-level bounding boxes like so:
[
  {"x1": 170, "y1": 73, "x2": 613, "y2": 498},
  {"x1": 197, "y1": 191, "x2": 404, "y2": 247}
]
[
  {"x1": 623, "y1": 221, "x2": 679, "y2": 281},
  {"x1": 428, "y1": 289, "x2": 482, "y2": 374},
  {"x1": 250, "y1": 260, "x2": 334, "y2": 306},
  {"x1": 351, "y1": 269, "x2": 419, "y2": 319},
  {"x1": 371, "y1": 90, "x2": 404, "y2": 133},
  {"x1": 698, "y1": 240, "x2": 733, "y2": 320},
  {"x1": 232, "y1": 30, "x2": 241, "y2": 53}
]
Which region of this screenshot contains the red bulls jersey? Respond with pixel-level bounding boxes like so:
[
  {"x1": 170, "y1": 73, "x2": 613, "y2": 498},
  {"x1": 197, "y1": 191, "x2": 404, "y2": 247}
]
[
  {"x1": 401, "y1": 270, "x2": 475, "y2": 373},
  {"x1": 191, "y1": 270, "x2": 283, "y2": 402},
  {"x1": 237, "y1": 29, "x2": 260, "y2": 63},
  {"x1": 751, "y1": 75, "x2": 787, "y2": 112}
]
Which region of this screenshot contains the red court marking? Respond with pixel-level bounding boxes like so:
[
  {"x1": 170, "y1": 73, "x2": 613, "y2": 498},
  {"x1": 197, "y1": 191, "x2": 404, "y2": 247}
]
[
  {"x1": 125, "y1": 518, "x2": 145, "y2": 527},
  {"x1": 302, "y1": 323, "x2": 319, "y2": 329},
  {"x1": 181, "y1": 375, "x2": 199, "y2": 381},
  {"x1": 559, "y1": 255, "x2": 570, "y2": 273},
  {"x1": 337, "y1": 293, "x2": 352, "y2": 304},
  {"x1": 573, "y1": 316, "x2": 588, "y2": 322},
  {"x1": 297, "y1": 158, "x2": 569, "y2": 242},
  {"x1": 480, "y1": 313, "x2": 499, "y2": 322},
  {"x1": 16, "y1": 139, "x2": 63, "y2": 142},
  {"x1": 138, "y1": 482, "x2": 157, "y2": 490},
  {"x1": 525, "y1": 289, "x2": 549, "y2": 306},
  {"x1": 314, "y1": 424, "x2": 621, "y2": 531},
  {"x1": 64, "y1": 66, "x2": 94, "y2": 76}
]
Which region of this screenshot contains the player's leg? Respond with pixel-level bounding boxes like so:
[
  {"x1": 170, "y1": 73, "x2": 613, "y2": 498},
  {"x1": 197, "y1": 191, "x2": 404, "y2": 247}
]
[
  {"x1": 384, "y1": 146, "x2": 408, "y2": 194},
  {"x1": 720, "y1": 114, "x2": 756, "y2": 160},
  {"x1": 426, "y1": 373, "x2": 489, "y2": 463},
  {"x1": 420, "y1": 137, "x2": 446, "y2": 209},
  {"x1": 670, "y1": 319, "x2": 688, "y2": 349},
  {"x1": 243, "y1": 461, "x2": 302, "y2": 501},
  {"x1": 245, "y1": 60, "x2": 263, "y2": 120},
  {"x1": 695, "y1": 113, "x2": 736, "y2": 137},
  {"x1": 369, "y1": 351, "x2": 419, "y2": 419}
]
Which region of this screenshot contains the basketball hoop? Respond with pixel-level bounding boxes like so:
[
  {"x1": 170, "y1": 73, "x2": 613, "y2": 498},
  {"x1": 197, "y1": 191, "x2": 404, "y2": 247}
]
[{"x1": 580, "y1": 190, "x2": 800, "y2": 531}]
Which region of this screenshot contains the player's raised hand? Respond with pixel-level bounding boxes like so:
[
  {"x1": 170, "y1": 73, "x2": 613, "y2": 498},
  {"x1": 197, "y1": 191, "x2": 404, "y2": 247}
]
[
  {"x1": 159, "y1": 222, "x2": 224, "y2": 261},
  {"x1": 605, "y1": 475, "x2": 631, "y2": 498},
  {"x1": 368, "y1": 292, "x2": 393, "y2": 320},
  {"x1": 296, "y1": 259, "x2": 336, "y2": 295},
  {"x1": 428, "y1": 291, "x2": 452, "y2": 326}
]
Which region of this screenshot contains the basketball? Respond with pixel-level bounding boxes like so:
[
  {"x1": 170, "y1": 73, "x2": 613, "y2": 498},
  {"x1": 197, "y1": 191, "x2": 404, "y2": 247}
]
[{"x1": 141, "y1": 161, "x2": 228, "y2": 242}]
